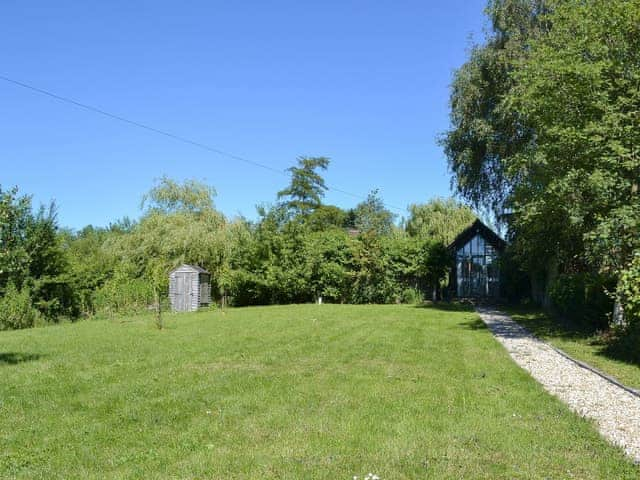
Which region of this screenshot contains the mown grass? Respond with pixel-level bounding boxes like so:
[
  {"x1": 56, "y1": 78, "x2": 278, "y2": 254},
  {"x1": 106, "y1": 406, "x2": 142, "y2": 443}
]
[
  {"x1": 1, "y1": 304, "x2": 638, "y2": 479},
  {"x1": 507, "y1": 307, "x2": 640, "y2": 391}
]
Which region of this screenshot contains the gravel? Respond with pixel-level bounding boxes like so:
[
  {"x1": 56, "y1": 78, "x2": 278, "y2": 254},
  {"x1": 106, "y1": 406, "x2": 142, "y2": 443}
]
[{"x1": 477, "y1": 307, "x2": 640, "y2": 463}]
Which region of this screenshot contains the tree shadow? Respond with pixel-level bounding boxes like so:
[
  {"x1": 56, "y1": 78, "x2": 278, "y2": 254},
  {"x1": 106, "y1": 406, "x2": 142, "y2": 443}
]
[
  {"x1": 509, "y1": 307, "x2": 640, "y2": 369},
  {"x1": 414, "y1": 301, "x2": 474, "y2": 312},
  {"x1": 597, "y1": 332, "x2": 640, "y2": 366},
  {"x1": 508, "y1": 307, "x2": 593, "y2": 341},
  {"x1": 458, "y1": 318, "x2": 488, "y2": 331},
  {"x1": 0, "y1": 352, "x2": 43, "y2": 365}
]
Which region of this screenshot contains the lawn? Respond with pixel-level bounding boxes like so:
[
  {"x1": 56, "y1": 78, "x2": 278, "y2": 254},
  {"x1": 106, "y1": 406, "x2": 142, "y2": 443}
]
[
  {"x1": 507, "y1": 307, "x2": 640, "y2": 391},
  {"x1": 1, "y1": 304, "x2": 637, "y2": 479}
]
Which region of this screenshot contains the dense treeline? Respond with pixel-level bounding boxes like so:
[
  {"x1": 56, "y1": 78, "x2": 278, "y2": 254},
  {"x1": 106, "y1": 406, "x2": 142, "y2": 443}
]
[
  {"x1": 444, "y1": 0, "x2": 640, "y2": 338},
  {"x1": 0, "y1": 160, "x2": 476, "y2": 329}
]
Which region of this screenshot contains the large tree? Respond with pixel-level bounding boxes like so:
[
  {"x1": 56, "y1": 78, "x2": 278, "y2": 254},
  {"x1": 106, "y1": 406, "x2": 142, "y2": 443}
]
[
  {"x1": 277, "y1": 156, "x2": 330, "y2": 216},
  {"x1": 405, "y1": 198, "x2": 477, "y2": 244},
  {"x1": 507, "y1": 0, "x2": 640, "y2": 277},
  {"x1": 441, "y1": 0, "x2": 550, "y2": 217},
  {"x1": 352, "y1": 190, "x2": 396, "y2": 236},
  {"x1": 445, "y1": 0, "x2": 640, "y2": 314}
]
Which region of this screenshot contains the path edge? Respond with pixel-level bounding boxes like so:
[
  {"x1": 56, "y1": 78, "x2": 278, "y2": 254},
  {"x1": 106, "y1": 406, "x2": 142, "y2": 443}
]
[{"x1": 475, "y1": 307, "x2": 640, "y2": 400}]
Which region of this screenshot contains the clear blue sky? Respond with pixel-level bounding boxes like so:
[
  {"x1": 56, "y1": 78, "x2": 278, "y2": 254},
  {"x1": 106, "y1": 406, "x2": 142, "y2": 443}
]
[{"x1": 1, "y1": 0, "x2": 487, "y2": 229}]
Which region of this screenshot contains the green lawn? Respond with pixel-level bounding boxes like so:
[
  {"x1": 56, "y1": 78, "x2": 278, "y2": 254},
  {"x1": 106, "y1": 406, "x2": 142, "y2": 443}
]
[
  {"x1": 1, "y1": 304, "x2": 637, "y2": 479},
  {"x1": 507, "y1": 307, "x2": 640, "y2": 391}
]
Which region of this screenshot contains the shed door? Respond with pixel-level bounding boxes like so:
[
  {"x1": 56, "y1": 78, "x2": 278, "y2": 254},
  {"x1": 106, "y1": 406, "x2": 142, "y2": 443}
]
[{"x1": 176, "y1": 273, "x2": 192, "y2": 311}]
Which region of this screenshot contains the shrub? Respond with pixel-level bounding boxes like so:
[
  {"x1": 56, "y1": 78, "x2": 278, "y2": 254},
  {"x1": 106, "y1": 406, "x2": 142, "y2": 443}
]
[
  {"x1": 0, "y1": 283, "x2": 40, "y2": 330},
  {"x1": 93, "y1": 276, "x2": 155, "y2": 316},
  {"x1": 400, "y1": 287, "x2": 424, "y2": 305},
  {"x1": 549, "y1": 273, "x2": 614, "y2": 330},
  {"x1": 618, "y1": 252, "x2": 640, "y2": 332}
]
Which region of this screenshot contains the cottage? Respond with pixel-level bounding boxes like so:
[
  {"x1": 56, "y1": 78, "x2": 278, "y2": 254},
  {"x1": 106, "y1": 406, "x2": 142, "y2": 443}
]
[
  {"x1": 448, "y1": 219, "x2": 506, "y2": 298},
  {"x1": 169, "y1": 264, "x2": 212, "y2": 312}
]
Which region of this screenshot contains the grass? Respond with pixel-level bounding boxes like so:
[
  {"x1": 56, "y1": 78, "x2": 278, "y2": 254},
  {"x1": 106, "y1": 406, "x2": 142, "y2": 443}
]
[
  {"x1": 506, "y1": 307, "x2": 640, "y2": 391},
  {"x1": 1, "y1": 304, "x2": 638, "y2": 479}
]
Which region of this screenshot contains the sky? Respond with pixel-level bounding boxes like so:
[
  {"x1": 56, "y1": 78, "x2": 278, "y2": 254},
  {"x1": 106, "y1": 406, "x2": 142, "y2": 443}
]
[{"x1": 1, "y1": 0, "x2": 487, "y2": 230}]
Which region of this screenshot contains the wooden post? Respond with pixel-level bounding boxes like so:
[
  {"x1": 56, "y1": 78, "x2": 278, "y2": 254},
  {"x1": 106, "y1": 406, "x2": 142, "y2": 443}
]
[{"x1": 154, "y1": 286, "x2": 163, "y2": 330}]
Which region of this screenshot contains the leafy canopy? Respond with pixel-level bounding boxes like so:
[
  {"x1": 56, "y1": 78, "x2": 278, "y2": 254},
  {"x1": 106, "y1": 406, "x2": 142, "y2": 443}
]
[{"x1": 277, "y1": 156, "x2": 330, "y2": 215}]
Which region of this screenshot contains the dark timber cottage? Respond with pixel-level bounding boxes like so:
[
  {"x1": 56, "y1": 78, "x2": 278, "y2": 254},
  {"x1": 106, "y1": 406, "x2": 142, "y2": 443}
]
[
  {"x1": 169, "y1": 264, "x2": 212, "y2": 312},
  {"x1": 448, "y1": 219, "x2": 506, "y2": 298}
]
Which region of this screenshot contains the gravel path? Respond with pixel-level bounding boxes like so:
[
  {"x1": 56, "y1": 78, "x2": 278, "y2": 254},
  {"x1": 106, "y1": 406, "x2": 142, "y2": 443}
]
[{"x1": 476, "y1": 307, "x2": 640, "y2": 463}]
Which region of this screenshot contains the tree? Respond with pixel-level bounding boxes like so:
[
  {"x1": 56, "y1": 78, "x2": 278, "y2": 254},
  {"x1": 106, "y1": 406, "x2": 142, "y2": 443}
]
[
  {"x1": 141, "y1": 175, "x2": 216, "y2": 215},
  {"x1": 305, "y1": 205, "x2": 349, "y2": 232},
  {"x1": 507, "y1": 0, "x2": 640, "y2": 279},
  {"x1": 277, "y1": 156, "x2": 330, "y2": 216},
  {"x1": 0, "y1": 186, "x2": 31, "y2": 292},
  {"x1": 352, "y1": 190, "x2": 396, "y2": 236},
  {"x1": 445, "y1": 0, "x2": 640, "y2": 319},
  {"x1": 0, "y1": 186, "x2": 75, "y2": 321},
  {"x1": 441, "y1": 0, "x2": 550, "y2": 217},
  {"x1": 405, "y1": 198, "x2": 477, "y2": 244},
  {"x1": 420, "y1": 241, "x2": 453, "y2": 301}
]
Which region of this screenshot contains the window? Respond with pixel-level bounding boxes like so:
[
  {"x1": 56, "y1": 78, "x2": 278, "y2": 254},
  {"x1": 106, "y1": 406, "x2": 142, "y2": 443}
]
[{"x1": 455, "y1": 234, "x2": 500, "y2": 297}]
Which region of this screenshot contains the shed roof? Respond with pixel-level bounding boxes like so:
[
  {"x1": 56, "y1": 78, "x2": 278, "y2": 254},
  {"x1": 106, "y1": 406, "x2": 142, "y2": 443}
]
[
  {"x1": 448, "y1": 219, "x2": 507, "y2": 252},
  {"x1": 170, "y1": 264, "x2": 210, "y2": 274}
]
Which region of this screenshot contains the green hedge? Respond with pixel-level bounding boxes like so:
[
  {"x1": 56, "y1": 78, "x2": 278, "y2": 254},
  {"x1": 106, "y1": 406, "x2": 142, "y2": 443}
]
[{"x1": 549, "y1": 273, "x2": 614, "y2": 330}]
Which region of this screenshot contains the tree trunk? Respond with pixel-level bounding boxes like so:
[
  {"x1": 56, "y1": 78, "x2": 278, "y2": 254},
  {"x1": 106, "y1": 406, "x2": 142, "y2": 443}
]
[{"x1": 613, "y1": 298, "x2": 625, "y2": 327}]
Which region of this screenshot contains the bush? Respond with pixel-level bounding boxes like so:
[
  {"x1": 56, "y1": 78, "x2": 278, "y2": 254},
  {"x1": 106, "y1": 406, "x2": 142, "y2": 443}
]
[
  {"x1": 93, "y1": 276, "x2": 155, "y2": 316},
  {"x1": 618, "y1": 252, "x2": 640, "y2": 332},
  {"x1": 0, "y1": 283, "x2": 41, "y2": 330},
  {"x1": 499, "y1": 248, "x2": 530, "y2": 303},
  {"x1": 400, "y1": 287, "x2": 424, "y2": 305},
  {"x1": 549, "y1": 273, "x2": 614, "y2": 330}
]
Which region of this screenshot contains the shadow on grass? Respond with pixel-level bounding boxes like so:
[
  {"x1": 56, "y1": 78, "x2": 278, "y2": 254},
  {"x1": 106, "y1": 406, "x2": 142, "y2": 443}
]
[
  {"x1": 0, "y1": 352, "x2": 43, "y2": 365},
  {"x1": 599, "y1": 333, "x2": 640, "y2": 366},
  {"x1": 415, "y1": 301, "x2": 474, "y2": 312},
  {"x1": 458, "y1": 318, "x2": 488, "y2": 331},
  {"x1": 509, "y1": 307, "x2": 640, "y2": 369}
]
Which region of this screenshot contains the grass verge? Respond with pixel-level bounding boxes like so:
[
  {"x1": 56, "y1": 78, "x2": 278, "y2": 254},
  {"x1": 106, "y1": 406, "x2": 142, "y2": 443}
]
[{"x1": 506, "y1": 307, "x2": 640, "y2": 391}]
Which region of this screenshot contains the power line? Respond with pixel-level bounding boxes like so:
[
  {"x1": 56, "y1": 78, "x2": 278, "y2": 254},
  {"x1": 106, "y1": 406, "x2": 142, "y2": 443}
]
[{"x1": 0, "y1": 74, "x2": 405, "y2": 212}]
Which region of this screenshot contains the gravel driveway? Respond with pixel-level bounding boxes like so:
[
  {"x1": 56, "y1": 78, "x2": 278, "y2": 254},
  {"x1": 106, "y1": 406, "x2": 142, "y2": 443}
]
[{"x1": 476, "y1": 307, "x2": 640, "y2": 463}]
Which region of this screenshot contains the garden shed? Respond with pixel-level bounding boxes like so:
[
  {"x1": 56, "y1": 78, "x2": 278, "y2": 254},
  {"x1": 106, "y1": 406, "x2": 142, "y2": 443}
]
[
  {"x1": 169, "y1": 264, "x2": 212, "y2": 312},
  {"x1": 448, "y1": 219, "x2": 507, "y2": 298}
]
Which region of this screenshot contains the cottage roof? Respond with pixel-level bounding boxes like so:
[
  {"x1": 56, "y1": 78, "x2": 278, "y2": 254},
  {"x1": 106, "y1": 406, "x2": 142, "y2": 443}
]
[{"x1": 448, "y1": 219, "x2": 506, "y2": 252}]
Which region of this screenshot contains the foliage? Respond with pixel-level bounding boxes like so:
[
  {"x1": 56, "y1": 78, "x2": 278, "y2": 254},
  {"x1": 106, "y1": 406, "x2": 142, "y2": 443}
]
[
  {"x1": 420, "y1": 241, "x2": 453, "y2": 301},
  {"x1": 3, "y1": 168, "x2": 488, "y2": 326},
  {"x1": 0, "y1": 282, "x2": 40, "y2": 330},
  {"x1": 304, "y1": 229, "x2": 353, "y2": 302},
  {"x1": 617, "y1": 252, "x2": 640, "y2": 332},
  {"x1": 405, "y1": 198, "x2": 476, "y2": 244},
  {"x1": 0, "y1": 186, "x2": 75, "y2": 321},
  {"x1": 507, "y1": 0, "x2": 640, "y2": 281},
  {"x1": 441, "y1": 0, "x2": 549, "y2": 216},
  {"x1": 498, "y1": 246, "x2": 530, "y2": 302},
  {"x1": 0, "y1": 186, "x2": 31, "y2": 290},
  {"x1": 141, "y1": 175, "x2": 216, "y2": 215},
  {"x1": 92, "y1": 273, "x2": 155, "y2": 317},
  {"x1": 352, "y1": 190, "x2": 396, "y2": 236},
  {"x1": 548, "y1": 273, "x2": 614, "y2": 330},
  {"x1": 445, "y1": 0, "x2": 640, "y2": 330},
  {"x1": 305, "y1": 205, "x2": 349, "y2": 232},
  {"x1": 277, "y1": 156, "x2": 330, "y2": 216}
]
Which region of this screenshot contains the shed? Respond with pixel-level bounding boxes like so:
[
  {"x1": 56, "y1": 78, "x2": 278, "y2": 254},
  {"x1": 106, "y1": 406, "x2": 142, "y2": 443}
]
[
  {"x1": 448, "y1": 219, "x2": 507, "y2": 298},
  {"x1": 169, "y1": 264, "x2": 212, "y2": 312}
]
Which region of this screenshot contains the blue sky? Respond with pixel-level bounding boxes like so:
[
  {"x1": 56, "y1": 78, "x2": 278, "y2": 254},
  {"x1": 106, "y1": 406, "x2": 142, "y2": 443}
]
[{"x1": 1, "y1": 0, "x2": 487, "y2": 229}]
